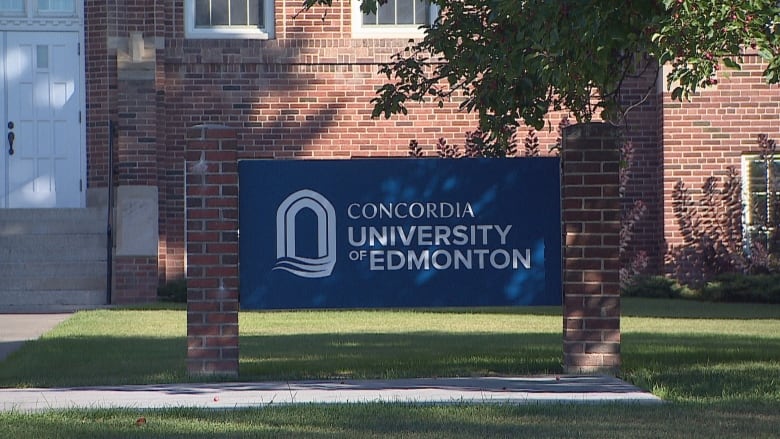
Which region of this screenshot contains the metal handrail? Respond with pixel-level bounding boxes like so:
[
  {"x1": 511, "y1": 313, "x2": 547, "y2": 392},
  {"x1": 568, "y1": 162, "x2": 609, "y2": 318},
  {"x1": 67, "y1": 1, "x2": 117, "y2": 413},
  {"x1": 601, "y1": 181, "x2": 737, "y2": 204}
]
[{"x1": 106, "y1": 120, "x2": 117, "y2": 304}]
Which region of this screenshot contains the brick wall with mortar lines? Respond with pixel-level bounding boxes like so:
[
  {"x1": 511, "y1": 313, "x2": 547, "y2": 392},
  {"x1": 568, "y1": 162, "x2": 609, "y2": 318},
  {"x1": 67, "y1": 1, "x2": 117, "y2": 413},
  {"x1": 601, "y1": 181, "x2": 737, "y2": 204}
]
[
  {"x1": 618, "y1": 70, "x2": 664, "y2": 274},
  {"x1": 85, "y1": 0, "x2": 111, "y2": 189},
  {"x1": 85, "y1": 0, "x2": 169, "y2": 302},
  {"x1": 185, "y1": 126, "x2": 240, "y2": 375},
  {"x1": 661, "y1": 55, "x2": 780, "y2": 254},
  {"x1": 112, "y1": 256, "x2": 159, "y2": 304},
  {"x1": 85, "y1": 0, "x2": 165, "y2": 189},
  {"x1": 561, "y1": 124, "x2": 621, "y2": 373}
]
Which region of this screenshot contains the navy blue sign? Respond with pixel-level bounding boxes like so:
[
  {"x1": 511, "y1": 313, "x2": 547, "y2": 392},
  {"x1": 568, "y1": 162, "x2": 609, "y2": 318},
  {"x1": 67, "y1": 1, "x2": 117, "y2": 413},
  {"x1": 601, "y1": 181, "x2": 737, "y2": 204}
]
[{"x1": 239, "y1": 158, "x2": 561, "y2": 309}]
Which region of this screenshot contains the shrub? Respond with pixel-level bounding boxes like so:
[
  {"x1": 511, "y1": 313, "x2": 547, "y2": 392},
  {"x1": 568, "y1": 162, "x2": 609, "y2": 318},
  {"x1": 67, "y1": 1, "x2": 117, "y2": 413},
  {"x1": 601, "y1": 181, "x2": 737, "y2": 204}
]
[
  {"x1": 668, "y1": 166, "x2": 746, "y2": 287},
  {"x1": 701, "y1": 273, "x2": 780, "y2": 304},
  {"x1": 157, "y1": 278, "x2": 187, "y2": 303},
  {"x1": 668, "y1": 134, "x2": 779, "y2": 287},
  {"x1": 624, "y1": 273, "x2": 780, "y2": 303},
  {"x1": 619, "y1": 140, "x2": 648, "y2": 288},
  {"x1": 622, "y1": 275, "x2": 697, "y2": 299}
]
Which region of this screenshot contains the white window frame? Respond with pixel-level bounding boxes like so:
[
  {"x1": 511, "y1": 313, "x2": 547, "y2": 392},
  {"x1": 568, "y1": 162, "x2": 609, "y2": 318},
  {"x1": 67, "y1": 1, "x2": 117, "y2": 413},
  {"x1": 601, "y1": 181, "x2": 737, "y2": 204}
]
[
  {"x1": 352, "y1": 0, "x2": 436, "y2": 39},
  {"x1": 741, "y1": 153, "x2": 779, "y2": 252},
  {"x1": 185, "y1": 0, "x2": 274, "y2": 40}
]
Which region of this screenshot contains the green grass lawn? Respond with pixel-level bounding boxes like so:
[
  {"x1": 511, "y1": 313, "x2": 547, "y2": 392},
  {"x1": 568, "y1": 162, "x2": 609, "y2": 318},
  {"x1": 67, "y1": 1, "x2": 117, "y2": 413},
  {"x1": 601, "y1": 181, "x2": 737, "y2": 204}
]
[{"x1": 1, "y1": 298, "x2": 779, "y2": 438}]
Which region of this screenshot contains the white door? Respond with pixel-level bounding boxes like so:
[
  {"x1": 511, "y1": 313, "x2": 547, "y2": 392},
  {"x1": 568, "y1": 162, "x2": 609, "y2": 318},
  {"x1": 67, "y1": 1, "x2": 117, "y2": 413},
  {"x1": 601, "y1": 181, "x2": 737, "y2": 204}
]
[{"x1": 0, "y1": 31, "x2": 82, "y2": 208}]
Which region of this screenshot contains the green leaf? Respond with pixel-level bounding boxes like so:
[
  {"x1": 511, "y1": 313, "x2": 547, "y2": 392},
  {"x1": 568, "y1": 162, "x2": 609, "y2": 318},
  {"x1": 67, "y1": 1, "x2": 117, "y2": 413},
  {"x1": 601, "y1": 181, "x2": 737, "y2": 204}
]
[
  {"x1": 671, "y1": 87, "x2": 683, "y2": 101},
  {"x1": 722, "y1": 58, "x2": 741, "y2": 70}
]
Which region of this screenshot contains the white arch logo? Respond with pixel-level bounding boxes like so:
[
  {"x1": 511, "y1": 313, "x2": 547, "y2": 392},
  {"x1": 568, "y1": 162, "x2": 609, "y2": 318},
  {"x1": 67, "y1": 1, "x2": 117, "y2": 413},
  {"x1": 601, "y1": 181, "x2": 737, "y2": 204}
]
[{"x1": 274, "y1": 189, "x2": 337, "y2": 278}]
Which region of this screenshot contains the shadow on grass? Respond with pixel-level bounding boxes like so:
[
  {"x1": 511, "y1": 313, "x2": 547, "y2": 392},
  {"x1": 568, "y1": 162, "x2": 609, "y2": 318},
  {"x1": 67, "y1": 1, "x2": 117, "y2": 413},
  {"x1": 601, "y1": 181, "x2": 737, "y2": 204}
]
[
  {"x1": 1, "y1": 329, "x2": 779, "y2": 404},
  {"x1": 238, "y1": 332, "x2": 563, "y2": 380},
  {"x1": 3, "y1": 402, "x2": 780, "y2": 438},
  {"x1": 622, "y1": 332, "x2": 780, "y2": 401},
  {"x1": 0, "y1": 335, "x2": 188, "y2": 388},
  {"x1": 0, "y1": 332, "x2": 562, "y2": 388}
]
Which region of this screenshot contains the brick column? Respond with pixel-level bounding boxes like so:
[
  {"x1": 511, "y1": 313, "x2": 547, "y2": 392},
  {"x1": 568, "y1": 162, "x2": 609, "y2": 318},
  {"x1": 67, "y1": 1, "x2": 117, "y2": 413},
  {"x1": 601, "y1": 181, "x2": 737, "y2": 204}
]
[
  {"x1": 185, "y1": 125, "x2": 240, "y2": 376},
  {"x1": 562, "y1": 123, "x2": 621, "y2": 374}
]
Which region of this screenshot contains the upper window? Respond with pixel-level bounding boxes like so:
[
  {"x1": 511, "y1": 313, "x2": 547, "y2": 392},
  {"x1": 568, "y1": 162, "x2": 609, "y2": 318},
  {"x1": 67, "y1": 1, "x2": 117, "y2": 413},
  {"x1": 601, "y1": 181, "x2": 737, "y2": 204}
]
[
  {"x1": 185, "y1": 0, "x2": 274, "y2": 39},
  {"x1": 353, "y1": 0, "x2": 435, "y2": 39},
  {"x1": 0, "y1": 0, "x2": 24, "y2": 13},
  {"x1": 0, "y1": 0, "x2": 74, "y2": 15},
  {"x1": 38, "y1": 0, "x2": 74, "y2": 13},
  {"x1": 742, "y1": 153, "x2": 779, "y2": 254}
]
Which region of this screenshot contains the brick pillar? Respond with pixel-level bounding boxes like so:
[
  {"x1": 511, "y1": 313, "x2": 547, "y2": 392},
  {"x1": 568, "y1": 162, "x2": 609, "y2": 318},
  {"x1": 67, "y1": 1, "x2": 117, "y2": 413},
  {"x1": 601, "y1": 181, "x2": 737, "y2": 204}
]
[
  {"x1": 562, "y1": 123, "x2": 621, "y2": 375},
  {"x1": 185, "y1": 125, "x2": 240, "y2": 376}
]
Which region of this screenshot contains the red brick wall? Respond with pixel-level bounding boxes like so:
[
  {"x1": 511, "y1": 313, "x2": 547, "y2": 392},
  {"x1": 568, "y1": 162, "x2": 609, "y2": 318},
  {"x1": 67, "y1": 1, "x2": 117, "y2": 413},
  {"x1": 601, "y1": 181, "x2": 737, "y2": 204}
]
[
  {"x1": 561, "y1": 124, "x2": 621, "y2": 374},
  {"x1": 619, "y1": 68, "x2": 664, "y2": 274},
  {"x1": 185, "y1": 126, "x2": 239, "y2": 376},
  {"x1": 661, "y1": 55, "x2": 780, "y2": 257},
  {"x1": 113, "y1": 256, "x2": 158, "y2": 304},
  {"x1": 85, "y1": 0, "x2": 111, "y2": 188}
]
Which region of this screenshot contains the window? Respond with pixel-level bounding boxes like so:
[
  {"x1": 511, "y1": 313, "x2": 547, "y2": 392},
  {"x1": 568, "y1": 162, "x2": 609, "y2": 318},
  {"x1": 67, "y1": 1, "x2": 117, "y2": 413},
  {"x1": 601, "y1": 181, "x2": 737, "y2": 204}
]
[
  {"x1": 0, "y1": 0, "x2": 23, "y2": 13},
  {"x1": 38, "y1": 0, "x2": 74, "y2": 13},
  {"x1": 353, "y1": 0, "x2": 436, "y2": 39},
  {"x1": 0, "y1": 0, "x2": 75, "y2": 15},
  {"x1": 185, "y1": 0, "x2": 274, "y2": 39},
  {"x1": 742, "y1": 153, "x2": 779, "y2": 254}
]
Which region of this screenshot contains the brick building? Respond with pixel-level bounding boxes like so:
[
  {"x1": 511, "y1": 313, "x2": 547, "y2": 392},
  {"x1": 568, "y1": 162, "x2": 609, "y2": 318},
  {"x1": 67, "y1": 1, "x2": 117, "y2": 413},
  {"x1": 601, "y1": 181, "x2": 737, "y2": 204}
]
[{"x1": 0, "y1": 0, "x2": 778, "y2": 309}]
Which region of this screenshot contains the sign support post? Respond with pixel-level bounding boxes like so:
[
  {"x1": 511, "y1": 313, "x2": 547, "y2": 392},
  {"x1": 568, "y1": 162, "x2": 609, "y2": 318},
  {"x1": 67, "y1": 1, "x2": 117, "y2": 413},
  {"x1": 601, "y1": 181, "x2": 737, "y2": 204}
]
[
  {"x1": 561, "y1": 123, "x2": 622, "y2": 374},
  {"x1": 185, "y1": 124, "x2": 240, "y2": 376}
]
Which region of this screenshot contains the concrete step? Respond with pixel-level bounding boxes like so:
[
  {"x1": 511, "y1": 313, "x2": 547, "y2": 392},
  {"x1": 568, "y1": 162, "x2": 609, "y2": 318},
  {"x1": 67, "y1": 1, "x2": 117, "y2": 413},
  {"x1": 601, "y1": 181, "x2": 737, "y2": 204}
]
[
  {"x1": 0, "y1": 289, "x2": 106, "y2": 307},
  {"x1": 2, "y1": 275, "x2": 106, "y2": 291},
  {"x1": 0, "y1": 234, "x2": 106, "y2": 261},
  {"x1": 0, "y1": 304, "x2": 109, "y2": 313},
  {"x1": 0, "y1": 261, "x2": 105, "y2": 279},
  {"x1": 0, "y1": 208, "x2": 108, "y2": 310},
  {"x1": 0, "y1": 208, "x2": 107, "y2": 235}
]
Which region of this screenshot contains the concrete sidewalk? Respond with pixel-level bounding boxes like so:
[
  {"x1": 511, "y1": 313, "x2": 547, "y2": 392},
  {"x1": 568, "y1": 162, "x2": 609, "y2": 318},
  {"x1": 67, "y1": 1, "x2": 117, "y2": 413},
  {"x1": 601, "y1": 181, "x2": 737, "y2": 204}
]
[
  {"x1": 0, "y1": 313, "x2": 72, "y2": 362},
  {"x1": 0, "y1": 376, "x2": 662, "y2": 412}
]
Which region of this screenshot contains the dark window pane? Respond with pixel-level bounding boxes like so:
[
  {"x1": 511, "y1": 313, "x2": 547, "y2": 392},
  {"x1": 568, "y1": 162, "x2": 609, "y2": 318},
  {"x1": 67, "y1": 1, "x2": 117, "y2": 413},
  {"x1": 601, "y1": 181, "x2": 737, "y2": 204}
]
[
  {"x1": 397, "y1": 0, "x2": 413, "y2": 24},
  {"x1": 744, "y1": 156, "x2": 780, "y2": 255},
  {"x1": 773, "y1": 162, "x2": 780, "y2": 190},
  {"x1": 231, "y1": 0, "x2": 248, "y2": 25},
  {"x1": 752, "y1": 195, "x2": 768, "y2": 222},
  {"x1": 195, "y1": 0, "x2": 210, "y2": 26},
  {"x1": 212, "y1": 0, "x2": 229, "y2": 25},
  {"x1": 751, "y1": 161, "x2": 767, "y2": 178},
  {"x1": 249, "y1": 0, "x2": 261, "y2": 26},
  {"x1": 377, "y1": 0, "x2": 396, "y2": 24},
  {"x1": 750, "y1": 232, "x2": 768, "y2": 247},
  {"x1": 415, "y1": 0, "x2": 429, "y2": 24},
  {"x1": 363, "y1": 12, "x2": 376, "y2": 25}
]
